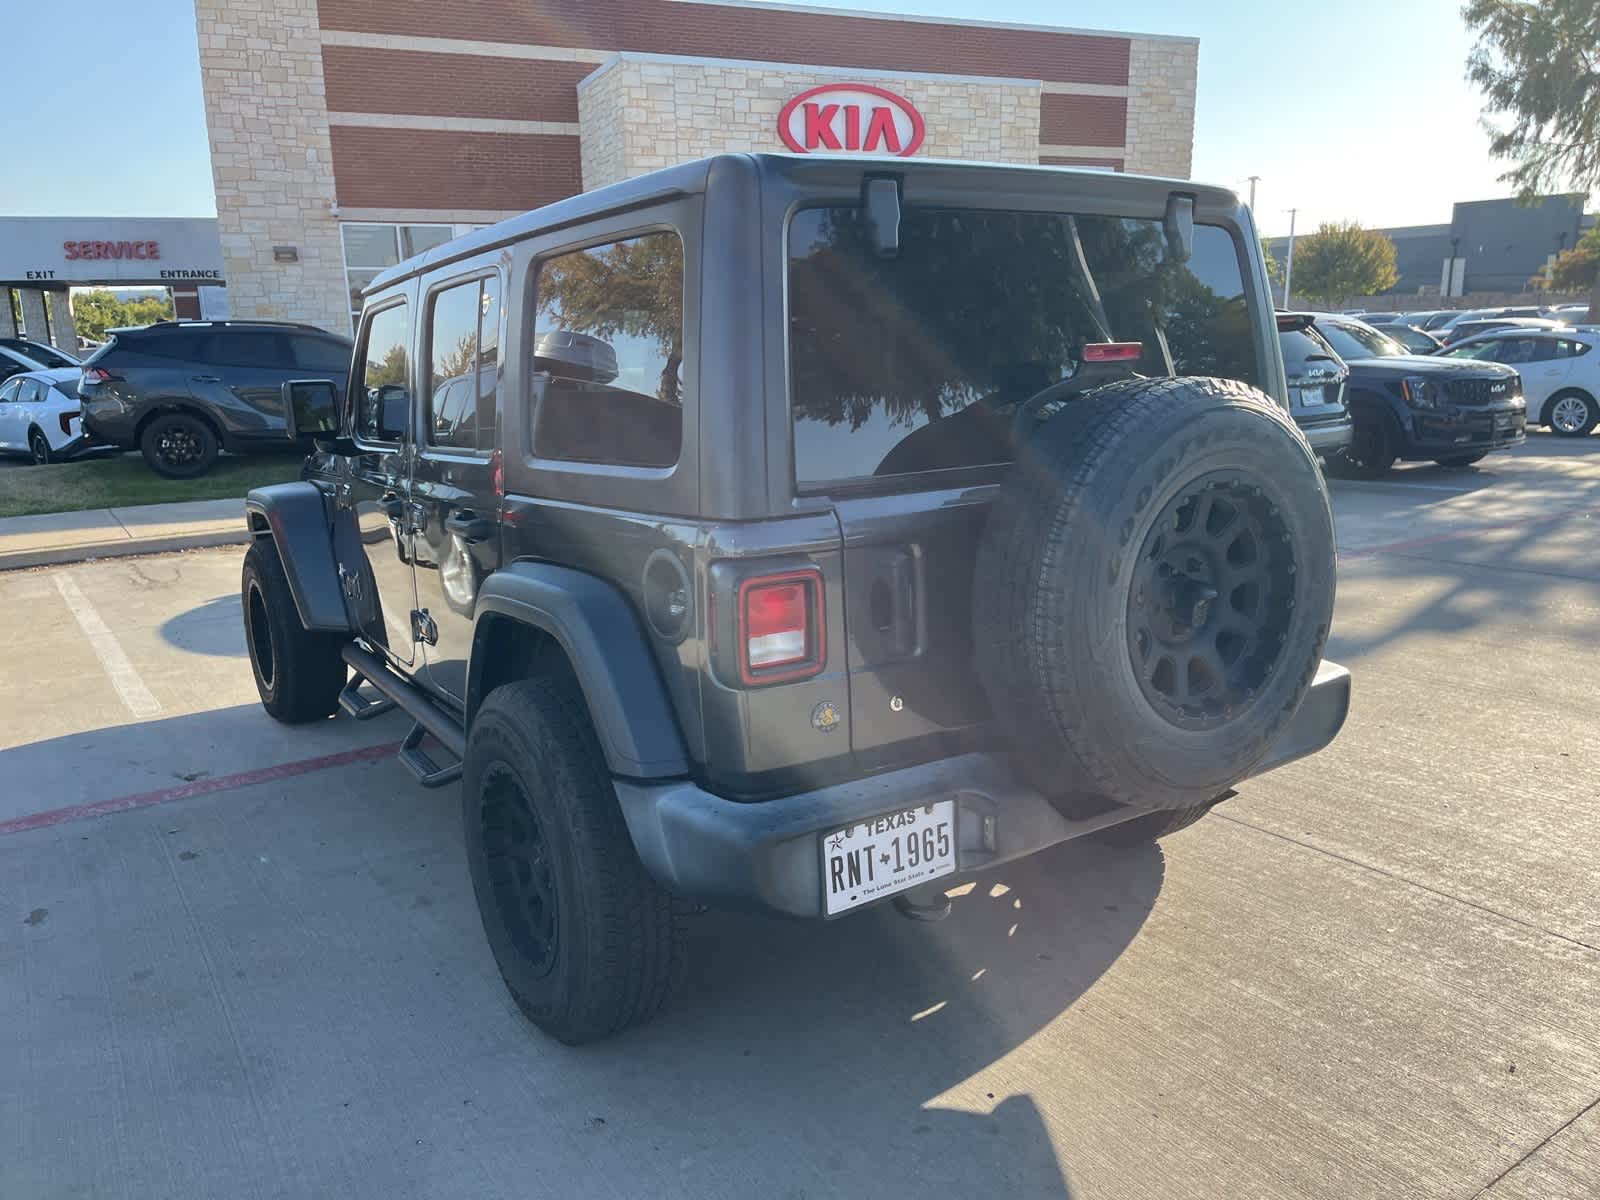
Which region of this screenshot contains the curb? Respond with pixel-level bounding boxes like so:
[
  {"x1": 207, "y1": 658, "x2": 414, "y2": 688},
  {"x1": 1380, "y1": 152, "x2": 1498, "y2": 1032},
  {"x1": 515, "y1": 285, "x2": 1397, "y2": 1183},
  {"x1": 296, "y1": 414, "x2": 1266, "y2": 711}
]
[{"x1": 0, "y1": 527, "x2": 249, "y2": 572}]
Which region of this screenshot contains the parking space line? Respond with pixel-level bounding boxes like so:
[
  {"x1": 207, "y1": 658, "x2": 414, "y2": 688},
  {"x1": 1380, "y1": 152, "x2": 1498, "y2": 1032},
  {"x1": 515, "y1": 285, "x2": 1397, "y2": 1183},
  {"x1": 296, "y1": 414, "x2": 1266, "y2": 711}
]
[
  {"x1": 0, "y1": 741, "x2": 401, "y2": 838},
  {"x1": 52, "y1": 573, "x2": 164, "y2": 720},
  {"x1": 1331, "y1": 480, "x2": 1479, "y2": 495},
  {"x1": 1339, "y1": 503, "x2": 1600, "y2": 560}
]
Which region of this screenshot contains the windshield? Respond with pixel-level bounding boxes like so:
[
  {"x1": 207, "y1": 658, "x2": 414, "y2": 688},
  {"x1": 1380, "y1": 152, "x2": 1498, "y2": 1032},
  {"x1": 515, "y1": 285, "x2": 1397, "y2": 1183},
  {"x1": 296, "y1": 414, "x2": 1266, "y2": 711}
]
[
  {"x1": 1318, "y1": 321, "x2": 1406, "y2": 360},
  {"x1": 787, "y1": 207, "x2": 1258, "y2": 485}
]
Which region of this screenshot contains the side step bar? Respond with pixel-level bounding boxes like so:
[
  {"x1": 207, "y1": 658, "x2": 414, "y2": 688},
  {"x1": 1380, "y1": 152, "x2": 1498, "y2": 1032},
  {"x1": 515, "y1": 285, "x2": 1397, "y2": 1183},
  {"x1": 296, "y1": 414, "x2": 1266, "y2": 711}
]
[{"x1": 341, "y1": 643, "x2": 465, "y2": 789}]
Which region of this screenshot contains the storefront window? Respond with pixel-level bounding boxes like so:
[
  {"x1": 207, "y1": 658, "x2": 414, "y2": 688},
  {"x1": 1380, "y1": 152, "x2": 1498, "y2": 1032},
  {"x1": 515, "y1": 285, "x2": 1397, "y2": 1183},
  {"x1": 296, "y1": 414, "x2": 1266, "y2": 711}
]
[{"x1": 340, "y1": 222, "x2": 483, "y2": 331}]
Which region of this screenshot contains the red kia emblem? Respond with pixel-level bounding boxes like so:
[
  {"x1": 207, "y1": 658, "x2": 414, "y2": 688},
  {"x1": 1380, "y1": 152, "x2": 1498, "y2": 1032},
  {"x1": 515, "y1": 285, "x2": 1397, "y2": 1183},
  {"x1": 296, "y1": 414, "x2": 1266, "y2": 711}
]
[{"x1": 777, "y1": 84, "x2": 926, "y2": 157}]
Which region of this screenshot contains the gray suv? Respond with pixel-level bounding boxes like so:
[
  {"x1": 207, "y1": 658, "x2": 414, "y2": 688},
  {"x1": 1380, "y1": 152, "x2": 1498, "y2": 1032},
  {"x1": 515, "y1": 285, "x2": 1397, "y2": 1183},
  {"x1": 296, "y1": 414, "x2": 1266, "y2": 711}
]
[
  {"x1": 239, "y1": 155, "x2": 1350, "y2": 1043},
  {"x1": 78, "y1": 320, "x2": 352, "y2": 477}
]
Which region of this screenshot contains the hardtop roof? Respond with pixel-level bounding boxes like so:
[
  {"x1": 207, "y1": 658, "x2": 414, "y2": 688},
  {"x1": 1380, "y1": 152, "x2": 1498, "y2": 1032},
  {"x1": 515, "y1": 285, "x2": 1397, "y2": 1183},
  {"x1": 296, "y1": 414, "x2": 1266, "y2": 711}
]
[{"x1": 363, "y1": 153, "x2": 1241, "y2": 299}]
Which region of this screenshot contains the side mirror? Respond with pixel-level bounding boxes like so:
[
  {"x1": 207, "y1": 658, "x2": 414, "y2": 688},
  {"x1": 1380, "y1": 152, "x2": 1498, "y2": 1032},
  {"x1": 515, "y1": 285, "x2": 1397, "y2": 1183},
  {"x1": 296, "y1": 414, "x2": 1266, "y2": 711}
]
[
  {"x1": 283, "y1": 378, "x2": 341, "y2": 442},
  {"x1": 1164, "y1": 193, "x2": 1195, "y2": 264}
]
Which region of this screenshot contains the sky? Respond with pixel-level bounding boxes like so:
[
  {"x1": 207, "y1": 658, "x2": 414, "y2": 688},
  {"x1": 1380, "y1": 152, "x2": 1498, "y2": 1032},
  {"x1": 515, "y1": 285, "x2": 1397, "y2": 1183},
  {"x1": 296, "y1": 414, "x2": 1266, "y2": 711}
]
[{"x1": 0, "y1": 0, "x2": 1564, "y2": 237}]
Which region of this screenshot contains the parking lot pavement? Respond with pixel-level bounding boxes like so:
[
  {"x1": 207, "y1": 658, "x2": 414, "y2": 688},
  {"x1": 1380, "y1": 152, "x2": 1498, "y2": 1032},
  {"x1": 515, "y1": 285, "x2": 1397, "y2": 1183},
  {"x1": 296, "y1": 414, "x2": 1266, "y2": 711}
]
[{"x1": 4, "y1": 436, "x2": 1600, "y2": 1199}]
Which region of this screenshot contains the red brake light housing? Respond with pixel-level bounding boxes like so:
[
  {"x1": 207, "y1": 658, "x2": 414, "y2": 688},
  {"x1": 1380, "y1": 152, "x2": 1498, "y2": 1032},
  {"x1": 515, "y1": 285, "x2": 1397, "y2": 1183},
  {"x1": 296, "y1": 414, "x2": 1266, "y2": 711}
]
[
  {"x1": 81, "y1": 367, "x2": 112, "y2": 384},
  {"x1": 1082, "y1": 341, "x2": 1143, "y2": 363},
  {"x1": 60, "y1": 411, "x2": 79, "y2": 436},
  {"x1": 737, "y1": 569, "x2": 825, "y2": 685}
]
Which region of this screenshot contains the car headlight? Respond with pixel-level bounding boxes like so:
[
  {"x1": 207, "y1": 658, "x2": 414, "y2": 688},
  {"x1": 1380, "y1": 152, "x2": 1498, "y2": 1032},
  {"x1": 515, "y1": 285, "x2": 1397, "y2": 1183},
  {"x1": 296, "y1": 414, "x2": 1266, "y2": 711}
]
[{"x1": 1401, "y1": 377, "x2": 1440, "y2": 409}]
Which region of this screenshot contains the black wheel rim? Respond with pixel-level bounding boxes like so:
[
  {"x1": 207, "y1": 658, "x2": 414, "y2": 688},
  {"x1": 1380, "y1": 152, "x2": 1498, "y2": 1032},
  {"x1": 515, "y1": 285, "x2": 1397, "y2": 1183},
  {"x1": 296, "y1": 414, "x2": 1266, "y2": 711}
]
[
  {"x1": 158, "y1": 425, "x2": 202, "y2": 466},
  {"x1": 480, "y1": 763, "x2": 559, "y2": 976},
  {"x1": 246, "y1": 582, "x2": 274, "y2": 689},
  {"x1": 30, "y1": 436, "x2": 47, "y2": 464},
  {"x1": 1127, "y1": 472, "x2": 1297, "y2": 730}
]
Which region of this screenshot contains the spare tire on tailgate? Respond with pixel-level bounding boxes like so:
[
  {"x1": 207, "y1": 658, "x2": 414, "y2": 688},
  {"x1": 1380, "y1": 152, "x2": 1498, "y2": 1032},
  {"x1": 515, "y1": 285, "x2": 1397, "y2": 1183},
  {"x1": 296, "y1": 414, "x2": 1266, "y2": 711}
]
[{"x1": 973, "y1": 375, "x2": 1335, "y2": 813}]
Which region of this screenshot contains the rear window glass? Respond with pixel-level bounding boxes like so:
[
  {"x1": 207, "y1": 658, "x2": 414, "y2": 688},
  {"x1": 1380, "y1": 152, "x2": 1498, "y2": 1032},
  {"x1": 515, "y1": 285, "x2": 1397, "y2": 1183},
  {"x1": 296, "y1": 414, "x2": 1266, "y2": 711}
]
[
  {"x1": 1279, "y1": 326, "x2": 1341, "y2": 377},
  {"x1": 787, "y1": 207, "x2": 1257, "y2": 487}
]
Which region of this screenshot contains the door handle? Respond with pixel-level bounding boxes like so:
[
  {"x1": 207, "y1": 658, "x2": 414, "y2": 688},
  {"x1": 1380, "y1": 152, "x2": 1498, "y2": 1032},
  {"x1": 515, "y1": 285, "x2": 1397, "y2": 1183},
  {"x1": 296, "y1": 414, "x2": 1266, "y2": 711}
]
[
  {"x1": 445, "y1": 510, "x2": 494, "y2": 544},
  {"x1": 191, "y1": 375, "x2": 222, "y2": 383}
]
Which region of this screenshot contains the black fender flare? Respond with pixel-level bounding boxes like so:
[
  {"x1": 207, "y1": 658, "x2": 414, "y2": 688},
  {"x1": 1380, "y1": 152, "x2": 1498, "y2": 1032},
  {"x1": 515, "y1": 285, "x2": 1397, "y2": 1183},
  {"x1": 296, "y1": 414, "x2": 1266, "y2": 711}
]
[
  {"x1": 467, "y1": 562, "x2": 689, "y2": 780},
  {"x1": 244, "y1": 483, "x2": 351, "y2": 633}
]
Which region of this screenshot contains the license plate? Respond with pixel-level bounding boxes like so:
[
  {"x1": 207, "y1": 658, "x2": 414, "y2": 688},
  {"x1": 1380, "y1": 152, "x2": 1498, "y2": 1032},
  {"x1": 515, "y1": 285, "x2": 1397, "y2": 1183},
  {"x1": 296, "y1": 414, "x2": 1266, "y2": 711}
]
[
  {"x1": 1294, "y1": 386, "x2": 1331, "y2": 408},
  {"x1": 822, "y1": 801, "x2": 956, "y2": 916}
]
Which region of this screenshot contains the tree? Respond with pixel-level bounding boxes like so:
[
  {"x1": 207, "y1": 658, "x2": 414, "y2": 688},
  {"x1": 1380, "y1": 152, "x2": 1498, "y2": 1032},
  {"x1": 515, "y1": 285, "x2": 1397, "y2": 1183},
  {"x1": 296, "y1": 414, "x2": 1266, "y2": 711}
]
[
  {"x1": 1530, "y1": 225, "x2": 1600, "y2": 291},
  {"x1": 1466, "y1": 0, "x2": 1600, "y2": 316},
  {"x1": 1288, "y1": 222, "x2": 1399, "y2": 305},
  {"x1": 70, "y1": 289, "x2": 174, "y2": 342},
  {"x1": 1261, "y1": 237, "x2": 1283, "y2": 286}
]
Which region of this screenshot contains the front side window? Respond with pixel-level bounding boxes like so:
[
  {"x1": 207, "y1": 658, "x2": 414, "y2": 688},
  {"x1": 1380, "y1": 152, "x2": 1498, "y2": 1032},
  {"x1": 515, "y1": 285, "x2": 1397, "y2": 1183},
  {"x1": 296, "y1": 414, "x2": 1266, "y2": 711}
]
[
  {"x1": 531, "y1": 232, "x2": 684, "y2": 469},
  {"x1": 425, "y1": 275, "x2": 501, "y2": 450},
  {"x1": 786, "y1": 207, "x2": 1257, "y2": 487},
  {"x1": 355, "y1": 303, "x2": 410, "y2": 443},
  {"x1": 290, "y1": 334, "x2": 353, "y2": 375},
  {"x1": 1442, "y1": 339, "x2": 1503, "y2": 361}
]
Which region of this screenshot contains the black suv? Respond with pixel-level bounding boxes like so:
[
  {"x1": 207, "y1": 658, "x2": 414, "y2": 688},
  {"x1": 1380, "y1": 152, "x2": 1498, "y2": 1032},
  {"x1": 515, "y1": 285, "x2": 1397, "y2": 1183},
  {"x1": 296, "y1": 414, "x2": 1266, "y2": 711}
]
[
  {"x1": 240, "y1": 155, "x2": 1350, "y2": 1043},
  {"x1": 78, "y1": 320, "x2": 352, "y2": 478},
  {"x1": 1306, "y1": 314, "x2": 1525, "y2": 476}
]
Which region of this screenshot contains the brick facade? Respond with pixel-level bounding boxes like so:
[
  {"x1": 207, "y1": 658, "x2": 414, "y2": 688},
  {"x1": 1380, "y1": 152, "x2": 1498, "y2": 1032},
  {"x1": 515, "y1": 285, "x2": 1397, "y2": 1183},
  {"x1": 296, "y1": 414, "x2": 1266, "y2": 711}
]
[{"x1": 196, "y1": 0, "x2": 1198, "y2": 331}]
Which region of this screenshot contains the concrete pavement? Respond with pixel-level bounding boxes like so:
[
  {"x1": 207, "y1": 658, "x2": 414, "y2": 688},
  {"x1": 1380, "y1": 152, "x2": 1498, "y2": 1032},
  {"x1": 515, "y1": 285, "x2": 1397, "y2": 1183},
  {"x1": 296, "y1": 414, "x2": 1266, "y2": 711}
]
[
  {"x1": 0, "y1": 496, "x2": 247, "y2": 571},
  {"x1": 3, "y1": 437, "x2": 1600, "y2": 1198}
]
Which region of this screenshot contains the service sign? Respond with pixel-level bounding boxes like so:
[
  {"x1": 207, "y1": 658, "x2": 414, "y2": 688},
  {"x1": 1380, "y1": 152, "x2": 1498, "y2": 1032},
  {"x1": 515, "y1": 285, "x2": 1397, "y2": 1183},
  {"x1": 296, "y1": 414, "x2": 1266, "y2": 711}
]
[
  {"x1": 0, "y1": 217, "x2": 224, "y2": 286},
  {"x1": 778, "y1": 84, "x2": 926, "y2": 157}
]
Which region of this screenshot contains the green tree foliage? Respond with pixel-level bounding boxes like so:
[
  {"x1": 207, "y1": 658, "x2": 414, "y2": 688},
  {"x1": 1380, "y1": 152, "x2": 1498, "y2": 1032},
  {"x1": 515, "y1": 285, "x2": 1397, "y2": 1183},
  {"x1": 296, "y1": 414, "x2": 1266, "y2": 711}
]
[
  {"x1": 1529, "y1": 224, "x2": 1600, "y2": 291},
  {"x1": 1261, "y1": 236, "x2": 1283, "y2": 285},
  {"x1": 1466, "y1": 0, "x2": 1600, "y2": 198},
  {"x1": 1288, "y1": 222, "x2": 1399, "y2": 304},
  {"x1": 1466, "y1": 0, "x2": 1600, "y2": 315},
  {"x1": 70, "y1": 289, "x2": 175, "y2": 343}
]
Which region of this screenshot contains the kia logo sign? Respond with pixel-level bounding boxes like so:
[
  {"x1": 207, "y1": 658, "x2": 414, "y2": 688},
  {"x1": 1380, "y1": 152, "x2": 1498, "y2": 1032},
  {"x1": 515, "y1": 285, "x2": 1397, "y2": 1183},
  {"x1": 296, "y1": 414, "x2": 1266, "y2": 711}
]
[{"x1": 777, "y1": 84, "x2": 926, "y2": 157}]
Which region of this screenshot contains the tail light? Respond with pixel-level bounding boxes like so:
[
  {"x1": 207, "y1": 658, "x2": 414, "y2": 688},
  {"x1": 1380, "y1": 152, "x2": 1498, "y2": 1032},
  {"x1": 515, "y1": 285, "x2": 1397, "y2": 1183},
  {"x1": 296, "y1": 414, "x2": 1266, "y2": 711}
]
[
  {"x1": 60, "y1": 411, "x2": 79, "y2": 436},
  {"x1": 490, "y1": 447, "x2": 504, "y2": 498},
  {"x1": 1082, "y1": 342, "x2": 1144, "y2": 363},
  {"x1": 738, "y1": 569, "x2": 824, "y2": 685},
  {"x1": 81, "y1": 367, "x2": 112, "y2": 385}
]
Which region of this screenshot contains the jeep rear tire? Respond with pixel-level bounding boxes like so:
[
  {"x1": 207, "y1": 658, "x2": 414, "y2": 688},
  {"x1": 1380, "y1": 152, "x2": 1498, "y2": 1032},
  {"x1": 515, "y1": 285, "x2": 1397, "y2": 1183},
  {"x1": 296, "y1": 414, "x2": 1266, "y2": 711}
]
[
  {"x1": 241, "y1": 538, "x2": 347, "y2": 722},
  {"x1": 462, "y1": 675, "x2": 684, "y2": 1045},
  {"x1": 974, "y1": 376, "x2": 1335, "y2": 814}
]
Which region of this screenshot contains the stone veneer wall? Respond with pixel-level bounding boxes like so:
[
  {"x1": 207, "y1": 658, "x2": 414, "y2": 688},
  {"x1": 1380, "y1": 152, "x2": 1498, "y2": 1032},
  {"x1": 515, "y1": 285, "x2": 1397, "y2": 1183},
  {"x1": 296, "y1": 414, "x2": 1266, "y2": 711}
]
[
  {"x1": 1124, "y1": 38, "x2": 1198, "y2": 178},
  {"x1": 578, "y1": 55, "x2": 1042, "y2": 190},
  {"x1": 195, "y1": 0, "x2": 349, "y2": 333}
]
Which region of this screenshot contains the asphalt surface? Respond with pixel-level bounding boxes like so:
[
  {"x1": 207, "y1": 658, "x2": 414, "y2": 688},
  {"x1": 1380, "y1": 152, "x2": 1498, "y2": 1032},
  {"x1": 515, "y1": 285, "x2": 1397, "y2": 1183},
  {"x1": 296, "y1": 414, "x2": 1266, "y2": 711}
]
[{"x1": 4, "y1": 436, "x2": 1600, "y2": 1199}]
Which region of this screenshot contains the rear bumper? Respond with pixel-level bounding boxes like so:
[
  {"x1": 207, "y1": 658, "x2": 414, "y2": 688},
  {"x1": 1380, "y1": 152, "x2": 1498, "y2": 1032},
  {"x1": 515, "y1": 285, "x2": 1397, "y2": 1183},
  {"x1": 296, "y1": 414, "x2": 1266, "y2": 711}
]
[
  {"x1": 617, "y1": 659, "x2": 1351, "y2": 918},
  {"x1": 1298, "y1": 417, "x2": 1353, "y2": 453}
]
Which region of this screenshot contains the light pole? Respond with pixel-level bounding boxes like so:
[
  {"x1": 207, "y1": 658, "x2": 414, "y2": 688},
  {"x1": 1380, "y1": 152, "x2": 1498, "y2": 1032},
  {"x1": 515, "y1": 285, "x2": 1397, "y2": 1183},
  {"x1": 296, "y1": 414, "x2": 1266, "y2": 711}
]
[
  {"x1": 1247, "y1": 175, "x2": 1260, "y2": 210},
  {"x1": 1282, "y1": 208, "x2": 1299, "y2": 308}
]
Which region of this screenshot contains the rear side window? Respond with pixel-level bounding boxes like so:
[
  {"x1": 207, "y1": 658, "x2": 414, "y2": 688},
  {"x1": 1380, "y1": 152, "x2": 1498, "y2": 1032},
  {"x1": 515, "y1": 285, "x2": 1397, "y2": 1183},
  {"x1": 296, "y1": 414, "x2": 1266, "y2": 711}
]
[
  {"x1": 1557, "y1": 339, "x2": 1593, "y2": 358},
  {"x1": 786, "y1": 208, "x2": 1257, "y2": 487},
  {"x1": 425, "y1": 276, "x2": 501, "y2": 451},
  {"x1": 133, "y1": 331, "x2": 208, "y2": 360},
  {"x1": 531, "y1": 232, "x2": 684, "y2": 469},
  {"x1": 290, "y1": 334, "x2": 353, "y2": 375},
  {"x1": 0, "y1": 378, "x2": 20, "y2": 402},
  {"x1": 354, "y1": 303, "x2": 411, "y2": 443},
  {"x1": 200, "y1": 331, "x2": 291, "y2": 368}
]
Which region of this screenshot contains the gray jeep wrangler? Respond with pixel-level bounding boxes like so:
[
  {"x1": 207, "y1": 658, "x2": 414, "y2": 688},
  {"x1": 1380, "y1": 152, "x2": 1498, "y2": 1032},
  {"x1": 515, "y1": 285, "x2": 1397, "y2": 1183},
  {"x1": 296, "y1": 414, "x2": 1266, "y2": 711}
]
[{"x1": 241, "y1": 154, "x2": 1349, "y2": 1044}]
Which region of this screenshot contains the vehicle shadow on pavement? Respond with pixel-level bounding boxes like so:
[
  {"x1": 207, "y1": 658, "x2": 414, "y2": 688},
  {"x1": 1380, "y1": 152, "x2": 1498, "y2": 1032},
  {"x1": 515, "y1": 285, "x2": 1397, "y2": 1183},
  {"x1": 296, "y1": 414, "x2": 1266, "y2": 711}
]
[
  {"x1": 592, "y1": 836, "x2": 1165, "y2": 1197},
  {"x1": 159, "y1": 594, "x2": 247, "y2": 658}
]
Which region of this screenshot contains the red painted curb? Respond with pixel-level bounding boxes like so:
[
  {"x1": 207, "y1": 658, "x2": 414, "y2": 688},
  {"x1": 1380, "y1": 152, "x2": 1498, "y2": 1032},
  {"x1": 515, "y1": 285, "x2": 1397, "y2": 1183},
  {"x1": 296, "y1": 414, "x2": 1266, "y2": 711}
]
[{"x1": 0, "y1": 741, "x2": 401, "y2": 838}]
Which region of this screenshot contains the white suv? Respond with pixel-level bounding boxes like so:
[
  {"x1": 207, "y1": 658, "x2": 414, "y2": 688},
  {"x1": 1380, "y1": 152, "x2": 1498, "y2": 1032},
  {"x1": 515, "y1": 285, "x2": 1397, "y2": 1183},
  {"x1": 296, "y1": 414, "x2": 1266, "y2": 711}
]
[{"x1": 1441, "y1": 327, "x2": 1600, "y2": 437}]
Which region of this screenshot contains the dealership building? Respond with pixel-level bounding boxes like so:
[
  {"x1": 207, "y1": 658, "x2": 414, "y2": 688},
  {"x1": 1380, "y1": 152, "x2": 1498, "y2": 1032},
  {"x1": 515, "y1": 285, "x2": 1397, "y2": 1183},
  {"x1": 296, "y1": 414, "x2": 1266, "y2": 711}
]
[{"x1": 193, "y1": 0, "x2": 1199, "y2": 334}]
